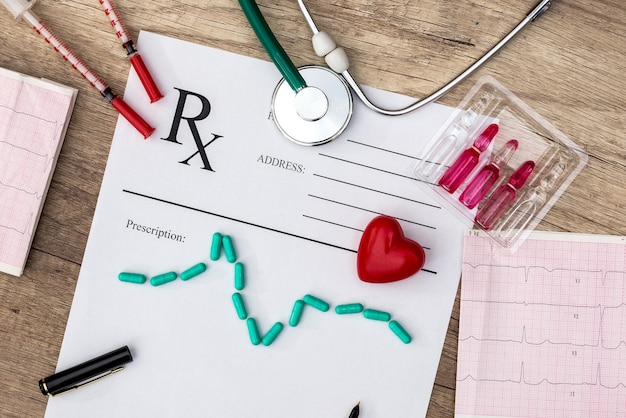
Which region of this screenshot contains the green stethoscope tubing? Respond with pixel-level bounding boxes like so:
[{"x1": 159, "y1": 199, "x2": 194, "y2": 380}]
[{"x1": 238, "y1": 0, "x2": 306, "y2": 92}]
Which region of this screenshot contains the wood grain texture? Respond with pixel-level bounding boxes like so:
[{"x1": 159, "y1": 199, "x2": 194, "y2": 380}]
[{"x1": 0, "y1": 1, "x2": 624, "y2": 416}]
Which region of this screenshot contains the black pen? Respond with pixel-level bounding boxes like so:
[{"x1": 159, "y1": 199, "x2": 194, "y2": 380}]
[
  {"x1": 349, "y1": 402, "x2": 360, "y2": 418},
  {"x1": 39, "y1": 346, "x2": 133, "y2": 396}
]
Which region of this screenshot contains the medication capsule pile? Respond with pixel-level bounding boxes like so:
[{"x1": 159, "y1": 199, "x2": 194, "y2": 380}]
[{"x1": 118, "y1": 232, "x2": 413, "y2": 345}]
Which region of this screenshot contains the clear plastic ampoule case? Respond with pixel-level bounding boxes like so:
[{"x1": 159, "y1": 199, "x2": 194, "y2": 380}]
[{"x1": 413, "y1": 76, "x2": 588, "y2": 252}]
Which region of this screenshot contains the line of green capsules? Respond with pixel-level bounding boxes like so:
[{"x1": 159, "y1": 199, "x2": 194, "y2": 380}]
[{"x1": 118, "y1": 232, "x2": 413, "y2": 345}]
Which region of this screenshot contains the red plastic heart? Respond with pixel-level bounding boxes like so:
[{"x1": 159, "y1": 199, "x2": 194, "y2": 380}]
[{"x1": 357, "y1": 215, "x2": 426, "y2": 283}]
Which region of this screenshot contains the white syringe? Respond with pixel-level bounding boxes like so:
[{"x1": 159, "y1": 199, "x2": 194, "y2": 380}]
[{"x1": 1, "y1": 0, "x2": 154, "y2": 138}]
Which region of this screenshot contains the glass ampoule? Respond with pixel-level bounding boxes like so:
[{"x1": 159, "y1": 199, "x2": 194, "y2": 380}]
[
  {"x1": 494, "y1": 157, "x2": 568, "y2": 245},
  {"x1": 438, "y1": 123, "x2": 500, "y2": 193},
  {"x1": 475, "y1": 160, "x2": 535, "y2": 230},
  {"x1": 458, "y1": 139, "x2": 518, "y2": 208},
  {"x1": 416, "y1": 95, "x2": 494, "y2": 182}
]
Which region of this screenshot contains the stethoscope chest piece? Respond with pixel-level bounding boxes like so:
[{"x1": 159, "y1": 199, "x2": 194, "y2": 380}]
[{"x1": 271, "y1": 65, "x2": 353, "y2": 146}]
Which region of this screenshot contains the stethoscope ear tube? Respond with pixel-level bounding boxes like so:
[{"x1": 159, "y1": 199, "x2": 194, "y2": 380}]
[{"x1": 296, "y1": 0, "x2": 553, "y2": 116}]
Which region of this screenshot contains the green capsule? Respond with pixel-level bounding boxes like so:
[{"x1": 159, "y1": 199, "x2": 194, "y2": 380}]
[
  {"x1": 234, "y1": 262, "x2": 245, "y2": 290},
  {"x1": 210, "y1": 232, "x2": 223, "y2": 261},
  {"x1": 247, "y1": 318, "x2": 261, "y2": 345},
  {"x1": 389, "y1": 320, "x2": 412, "y2": 344},
  {"x1": 180, "y1": 262, "x2": 207, "y2": 281},
  {"x1": 303, "y1": 294, "x2": 330, "y2": 312},
  {"x1": 334, "y1": 303, "x2": 364, "y2": 314},
  {"x1": 118, "y1": 272, "x2": 147, "y2": 284},
  {"x1": 262, "y1": 322, "x2": 284, "y2": 346},
  {"x1": 150, "y1": 272, "x2": 178, "y2": 286},
  {"x1": 231, "y1": 292, "x2": 247, "y2": 320},
  {"x1": 289, "y1": 300, "x2": 305, "y2": 327},
  {"x1": 222, "y1": 235, "x2": 237, "y2": 263},
  {"x1": 363, "y1": 309, "x2": 391, "y2": 322}
]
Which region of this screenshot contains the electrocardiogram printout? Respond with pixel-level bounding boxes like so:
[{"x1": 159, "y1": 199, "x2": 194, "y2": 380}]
[
  {"x1": 0, "y1": 67, "x2": 77, "y2": 276},
  {"x1": 43, "y1": 32, "x2": 472, "y2": 418},
  {"x1": 457, "y1": 230, "x2": 626, "y2": 418}
]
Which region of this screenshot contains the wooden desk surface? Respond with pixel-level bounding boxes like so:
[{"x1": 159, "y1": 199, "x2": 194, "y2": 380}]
[{"x1": 1, "y1": 0, "x2": 624, "y2": 416}]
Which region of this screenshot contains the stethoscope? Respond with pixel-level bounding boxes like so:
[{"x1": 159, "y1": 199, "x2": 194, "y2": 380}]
[{"x1": 239, "y1": 0, "x2": 552, "y2": 146}]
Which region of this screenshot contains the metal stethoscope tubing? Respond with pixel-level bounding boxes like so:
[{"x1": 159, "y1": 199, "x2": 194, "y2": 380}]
[{"x1": 297, "y1": 0, "x2": 552, "y2": 116}]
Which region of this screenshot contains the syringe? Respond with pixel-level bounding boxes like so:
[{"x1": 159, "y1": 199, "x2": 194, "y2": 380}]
[
  {"x1": 98, "y1": 0, "x2": 162, "y2": 103},
  {"x1": 1, "y1": 0, "x2": 154, "y2": 138}
]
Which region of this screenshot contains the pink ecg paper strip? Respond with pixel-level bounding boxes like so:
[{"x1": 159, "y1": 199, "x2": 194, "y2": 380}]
[
  {"x1": 0, "y1": 68, "x2": 76, "y2": 276},
  {"x1": 456, "y1": 231, "x2": 626, "y2": 418}
]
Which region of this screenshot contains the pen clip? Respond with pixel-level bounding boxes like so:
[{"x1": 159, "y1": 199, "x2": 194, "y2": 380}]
[{"x1": 50, "y1": 367, "x2": 125, "y2": 396}]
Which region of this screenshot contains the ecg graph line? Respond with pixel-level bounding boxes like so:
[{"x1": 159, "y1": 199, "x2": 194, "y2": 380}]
[
  {"x1": 1, "y1": 114, "x2": 62, "y2": 177},
  {"x1": 0, "y1": 138, "x2": 55, "y2": 160},
  {"x1": 460, "y1": 312, "x2": 626, "y2": 349},
  {"x1": 458, "y1": 362, "x2": 626, "y2": 390},
  {"x1": 460, "y1": 263, "x2": 626, "y2": 348},
  {"x1": 0, "y1": 103, "x2": 62, "y2": 125},
  {"x1": 0, "y1": 177, "x2": 50, "y2": 200},
  {"x1": 0, "y1": 212, "x2": 34, "y2": 235},
  {"x1": 0, "y1": 140, "x2": 58, "y2": 173},
  {"x1": 462, "y1": 263, "x2": 608, "y2": 282}
]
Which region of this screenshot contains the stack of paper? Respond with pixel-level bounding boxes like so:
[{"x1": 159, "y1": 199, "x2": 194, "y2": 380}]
[
  {"x1": 44, "y1": 31, "x2": 471, "y2": 418},
  {"x1": 457, "y1": 230, "x2": 626, "y2": 418},
  {"x1": 0, "y1": 67, "x2": 77, "y2": 276}
]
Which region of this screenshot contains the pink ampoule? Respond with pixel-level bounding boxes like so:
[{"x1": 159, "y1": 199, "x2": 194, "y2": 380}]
[
  {"x1": 438, "y1": 124, "x2": 499, "y2": 193},
  {"x1": 494, "y1": 156, "x2": 570, "y2": 245},
  {"x1": 475, "y1": 160, "x2": 535, "y2": 230},
  {"x1": 459, "y1": 139, "x2": 519, "y2": 209}
]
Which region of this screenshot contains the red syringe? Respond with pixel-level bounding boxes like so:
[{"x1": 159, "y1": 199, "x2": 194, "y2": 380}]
[
  {"x1": 1, "y1": 0, "x2": 154, "y2": 139},
  {"x1": 98, "y1": 0, "x2": 162, "y2": 103}
]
